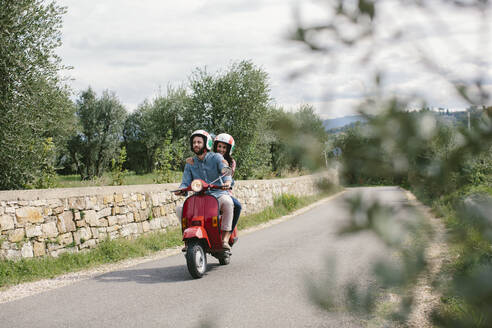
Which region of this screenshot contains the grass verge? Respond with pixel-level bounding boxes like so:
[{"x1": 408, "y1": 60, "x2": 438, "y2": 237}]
[
  {"x1": 413, "y1": 184, "x2": 492, "y2": 327},
  {"x1": 0, "y1": 229, "x2": 182, "y2": 288},
  {"x1": 55, "y1": 171, "x2": 183, "y2": 188},
  {"x1": 0, "y1": 187, "x2": 342, "y2": 289}
]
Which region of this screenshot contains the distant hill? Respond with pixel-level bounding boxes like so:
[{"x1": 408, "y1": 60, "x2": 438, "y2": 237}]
[
  {"x1": 323, "y1": 115, "x2": 366, "y2": 131},
  {"x1": 323, "y1": 110, "x2": 477, "y2": 133}
]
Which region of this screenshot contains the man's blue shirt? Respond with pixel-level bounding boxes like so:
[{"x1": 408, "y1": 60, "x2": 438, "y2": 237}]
[{"x1": 179, "y1": 152, "x2": 232, "y2": 198}]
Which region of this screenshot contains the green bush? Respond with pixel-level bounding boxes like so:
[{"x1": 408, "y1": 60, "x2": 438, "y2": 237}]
[
  {"x1": 110, "y1": 146, "x2": 128, "y2": 186},
  {"x1": 274, "y1": 194, "x2": 299, "y2": 211}
]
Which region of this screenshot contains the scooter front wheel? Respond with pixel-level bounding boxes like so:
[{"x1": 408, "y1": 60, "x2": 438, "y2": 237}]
[{"x1": 186, "y1": 241, "x2": 207, "y2": 278}]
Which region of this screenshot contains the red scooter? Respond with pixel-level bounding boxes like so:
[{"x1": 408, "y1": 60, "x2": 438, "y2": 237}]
[{"x1": 175, "y1": 168, "x2": 238, "y2": 278}]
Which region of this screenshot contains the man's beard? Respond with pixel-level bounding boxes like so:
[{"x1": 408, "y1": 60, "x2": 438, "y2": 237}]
[{"x1": 194, "y1": 145, "x2": 206, "y2": 155}]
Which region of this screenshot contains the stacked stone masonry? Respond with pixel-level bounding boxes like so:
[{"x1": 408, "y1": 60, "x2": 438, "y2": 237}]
[{"x1": 0, "y1": 171, "x2": 338, "y2": 260}]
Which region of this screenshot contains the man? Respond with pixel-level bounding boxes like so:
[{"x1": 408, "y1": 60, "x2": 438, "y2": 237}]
[{"x1": 175, "y1": 129, "x2": 234, "y2": 250}]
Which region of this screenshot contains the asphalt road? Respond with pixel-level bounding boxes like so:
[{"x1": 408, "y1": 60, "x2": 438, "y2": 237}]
[{"x1": 0, "y1": 187, "x2": 417, "y2": 328}]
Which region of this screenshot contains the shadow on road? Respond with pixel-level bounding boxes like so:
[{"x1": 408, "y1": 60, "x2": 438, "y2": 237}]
[{"x1": 94, "y1": 263, "x2": 222, "y2": 284}]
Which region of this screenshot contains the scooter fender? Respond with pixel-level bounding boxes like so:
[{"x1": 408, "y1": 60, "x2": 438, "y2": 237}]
[{"x1": 183, "y1": 226, "x2": 211, "y2": 248}]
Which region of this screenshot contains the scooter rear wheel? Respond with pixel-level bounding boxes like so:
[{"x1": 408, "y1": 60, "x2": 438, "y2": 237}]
[{"x1": 186, "y1": 241, "x2": 207, "y2": 278}]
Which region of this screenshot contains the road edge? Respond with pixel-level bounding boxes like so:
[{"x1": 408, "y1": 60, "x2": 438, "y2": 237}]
[{"x1": 402, "y1": 188, "x2": 448, "y2": 328}]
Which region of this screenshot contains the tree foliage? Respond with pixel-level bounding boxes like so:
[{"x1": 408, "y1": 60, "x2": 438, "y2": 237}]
[
  {"x1": 153, "y1": 130, "x2": 173, "y2": 184},
  {"x1": 123, "y1": 87, "x2": 188, "y2": 174},
  {"x1": 69, "y1": 88, "x2": 126, "y2": 180},
  {"x1": 269, "y1": 104, "x2": 328, "y2": 173},
  {"x1": 186, "y1": 60, "x2": 272, "y2": 178},
  {"x1": 0, "y1": 0, "x2": 74, "y2": 189},
  {"x1": 123, "y1": 61, "x2": 327, "y2": 179}
]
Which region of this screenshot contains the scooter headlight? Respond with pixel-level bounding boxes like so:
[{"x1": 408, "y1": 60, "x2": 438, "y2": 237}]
[{"x1": 191, "y1": 179, "x2": 203, "y2": 192}]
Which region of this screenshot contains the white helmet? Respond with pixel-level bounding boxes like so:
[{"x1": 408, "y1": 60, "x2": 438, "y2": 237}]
[
  {"x1": 190, "y1": 130, "x2": 213, "y2": 151},
  {"x1": 214, "y1": 133, "x2": 235, "y2": 155}
]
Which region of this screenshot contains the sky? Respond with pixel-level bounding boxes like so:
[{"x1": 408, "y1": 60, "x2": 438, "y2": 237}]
[{"x1": 57, "y1": 0, "x2": 491, "y2": 119}]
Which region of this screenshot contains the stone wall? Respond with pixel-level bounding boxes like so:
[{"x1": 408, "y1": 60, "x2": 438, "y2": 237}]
[{"x1": 0, "y1": 170, "x2": 338, "y2": 260}]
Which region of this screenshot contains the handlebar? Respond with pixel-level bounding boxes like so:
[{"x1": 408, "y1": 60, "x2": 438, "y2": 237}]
[
  {"x1": 208, "y1": 184, "x2": 232, "y2": 190},
  {"x1": 171, "y1": 179, "x2": 231, "y2": 196}
]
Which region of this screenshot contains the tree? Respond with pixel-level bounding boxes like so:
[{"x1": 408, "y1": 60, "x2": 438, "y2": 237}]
[
  {"x1": 122, "y1": 110, "x2": 149, "y2": 174},
  {"x1": 292, "y1": 105, "x2": 328, "y2": 169},
  {"x1": 0, "y1": 0, "x2": 74, "y2": 189},
  {"x1": 123, "y1": 86, "x2": 189, "y2": 173},
  {"x1": 26, "y1": 137, "x2": 58, "y2": 189},
  {"x1": 267, "y1": 107, "x2": 293, "y2": 172},
  {"x1": 186, "y1": 60, "x2": 272, "y2": 178},
  {"x1": 153, "y1": 130, "x2": 173, "y2": 184},
  {"x1": 69, "y1": 88, "x2": 126, "y2": 180},
  {"x1": 268, "y1": 105, "x2": 328, "y2": 173}
]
